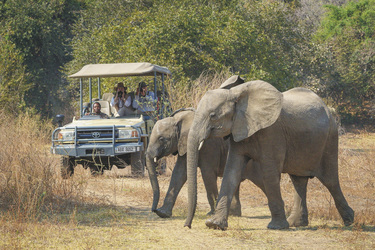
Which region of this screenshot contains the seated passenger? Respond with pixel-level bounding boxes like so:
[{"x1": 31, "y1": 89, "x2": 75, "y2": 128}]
[
  {"x1": 111, "y1": 82, "x2": 134, "y2": 116},
  {"x1": 89, "y1": 101, "x2": 109, "y2": 119},
  {"x1": 133, "y1": 81, "x2": 156, "y2": 113}
]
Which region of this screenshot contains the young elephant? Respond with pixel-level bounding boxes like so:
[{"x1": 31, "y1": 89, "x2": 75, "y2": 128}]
[
  {"x1": 146, "y1": 108, "x2": 266, "y2": 218},
  {"x1": 185, "y1": 76, "x2": 354, "y2": 230}
]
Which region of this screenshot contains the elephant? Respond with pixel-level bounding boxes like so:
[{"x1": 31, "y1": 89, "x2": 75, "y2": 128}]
[
  {"x1": 146, "y1": 108, "x2": 267, "y2": 218},
  {"x1": 184, "y1": 76, "x2": 354, "y2": 230}
]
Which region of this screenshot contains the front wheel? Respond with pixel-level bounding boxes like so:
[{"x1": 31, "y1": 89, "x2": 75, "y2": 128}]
[
  {"x1": 61, "y1": 156, "x2": 75, "y2": 179},
  {"x1": 88, "y1": 163, "x2": 106, "y2": 176},
  {"x1": 131, "y1": 151, "x2": 145, "y2": 177}
]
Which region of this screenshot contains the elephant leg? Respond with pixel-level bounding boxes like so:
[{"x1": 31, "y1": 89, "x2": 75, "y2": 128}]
[
  {"x1": 262, "y1": 161, "x2": 289, "y2": 229},
  {"x1": 229, "y1": 184, "x2": 241, "y2": 217},
  {"x1": 319, "y1": 134, "x2": 354, "y2": 226},
  {"x1": 155, "y1": 155, "x2": 187, "y2": 218},
  {"x1": 287, "y1": 175, "x2": 309, "y2": 227},
  {"x1": 245, "y1": 160, "x2": 266, "y2": 194},
  {"x1": 205, "y1": 153, "x2": 246, "y2": 230},
  {"x1": 317, "y1": 174, "x2": 354, "y2": 226},
  {"x1": 200, "y1": 166, "x2": 218, "y2": 216},
  {"x1": 318, "y1": 144, "x2": 354, "y2": 226}
]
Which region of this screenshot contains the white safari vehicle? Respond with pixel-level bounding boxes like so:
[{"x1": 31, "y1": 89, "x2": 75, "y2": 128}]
[{"x1": 51, "y1": 63, "x2": 171, "y2": 178}]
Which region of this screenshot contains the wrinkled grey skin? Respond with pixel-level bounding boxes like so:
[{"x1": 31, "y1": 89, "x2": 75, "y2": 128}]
[
  {"x1": 185, "y1": 77, "x2": 354, "y2": 230},
  {"x1": 146, "y1": 109, "x2": 266, "y2": 218}
]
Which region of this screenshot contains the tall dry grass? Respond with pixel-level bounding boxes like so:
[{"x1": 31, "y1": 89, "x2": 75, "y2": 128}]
[
  {"x1": 337, "y1": 132, "x2": 375, "y2": 225},
  {"x1": 0, "y1": 111, "x2": 90, "y2": 224},
  {"x1": 170, "y1": 70, "x2": 231, "y2": 110}
]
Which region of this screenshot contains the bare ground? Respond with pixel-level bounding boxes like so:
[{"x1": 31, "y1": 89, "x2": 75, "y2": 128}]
[
  {"x1": 74, "y1": 156, "x2": 375, "y2": 250},
  {"x1": 1, "y1": 131, "x2": 374, "y2": 249}
]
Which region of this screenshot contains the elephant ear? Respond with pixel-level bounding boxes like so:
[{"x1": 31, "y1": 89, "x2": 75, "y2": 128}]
[
  {"x1": 231, "y1": 80, "x2": 283, "y2": 142},
  {"x1": 173, "y1": 110, "x2": 195, "y2": 156},
  {"x1": 219, "y1": 75, "x2": 245, "y2": 89}
]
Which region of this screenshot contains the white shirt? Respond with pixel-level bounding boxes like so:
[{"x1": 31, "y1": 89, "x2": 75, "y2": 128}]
[
  {"x1": 133, "y1": 91, "x2": 156, "y2": 112},
  {"x1": 111, "y1": 95, "x2": 132, "y2": 108}
]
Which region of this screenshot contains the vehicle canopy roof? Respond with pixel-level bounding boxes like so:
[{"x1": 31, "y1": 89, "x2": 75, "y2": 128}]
[{"x1": 69, "y1": 62, "x2": 172, "y2": 78}]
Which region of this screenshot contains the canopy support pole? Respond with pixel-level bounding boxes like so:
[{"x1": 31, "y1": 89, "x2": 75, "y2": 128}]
[
  {"x1": 89, "y1": 78, "x2": 92, "y2": 111},
  {"x1": 154, "y1": 71, "x2": 157, "y2": 99},
  {"x1": 80, "y1": 78, "x2": 83, "y2": 117},
  {"x1": 98, "y1": 78, "x2": 101, "y2": 99}
]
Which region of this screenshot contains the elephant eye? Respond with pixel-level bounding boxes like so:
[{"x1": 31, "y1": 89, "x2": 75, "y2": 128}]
[
  {"x1": 209, "y1": 112, "x2": 216, "y2": 120},
  {"x1": 159, "y1": 136, "x2": 164, "y2": 141}
]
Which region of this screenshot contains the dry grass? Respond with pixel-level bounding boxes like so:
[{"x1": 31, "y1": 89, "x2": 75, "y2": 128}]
[
  {"x1": 0, "y1": 73, "x2": 374, "y2": 248},
  {"x1": 0, "y1": 111, "x2": 99, "y2": 224},
  {"x1": 169, "y1": 70, "x2": 230, "y2": 110}
]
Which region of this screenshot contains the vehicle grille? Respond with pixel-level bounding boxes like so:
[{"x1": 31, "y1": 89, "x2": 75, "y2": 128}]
[{"x1": 77, "y1": 129, "x2": 115, "y2": 140}]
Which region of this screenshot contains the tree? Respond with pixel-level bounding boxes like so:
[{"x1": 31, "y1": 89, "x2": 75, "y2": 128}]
[
  {"x1": 0, "y1": 29, "x2": 30, "y2": 113},
  {"x1": 0, "y1": 0, "x2": 83, "y2": 116},
  {"x1": 67, "y1": 0, "x2": 311, "y2": 94},
  {"x1": 314, "y1": 0, "x2": 375, "y2": 122}
]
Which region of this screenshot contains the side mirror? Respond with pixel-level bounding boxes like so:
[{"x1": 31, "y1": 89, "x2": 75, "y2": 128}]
[{"x1": 56, "y1": 114, "x2": 65, "y2": 127}]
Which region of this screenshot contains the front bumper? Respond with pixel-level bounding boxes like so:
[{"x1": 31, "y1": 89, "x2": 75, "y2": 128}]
[
  {"x1": 51, "y1": 142, "x2": 144, "y2": 157},
  {"x1": 51, "y1": 124, "x2": 145, "y2": 158}
]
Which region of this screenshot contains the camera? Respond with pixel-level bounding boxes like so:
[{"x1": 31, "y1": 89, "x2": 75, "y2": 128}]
[{"x1": 118, "y1": 91, "x2": 123, "y2": 98}]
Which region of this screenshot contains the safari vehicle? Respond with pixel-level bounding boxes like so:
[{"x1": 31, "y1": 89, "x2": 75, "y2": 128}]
[{"x1": 51, "y1": 63, "x2": 171, "y2": 178}]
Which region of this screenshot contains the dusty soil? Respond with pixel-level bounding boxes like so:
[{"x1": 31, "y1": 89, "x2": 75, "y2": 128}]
[{"x1": 78, "y1": 161, "x2": 375, "y2": 249}]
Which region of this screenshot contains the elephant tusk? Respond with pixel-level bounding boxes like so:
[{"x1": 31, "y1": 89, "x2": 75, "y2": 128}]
[
  {"x1": 198, "y1": 140, "x2": 204, "y2": 151},
  {"x1": 154, "y1": 157, "x2": 157, "y2": 163}
]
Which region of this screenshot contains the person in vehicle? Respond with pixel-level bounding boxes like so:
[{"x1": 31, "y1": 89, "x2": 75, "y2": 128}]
[
  {"x1": 90, "y1": 102, "x2": 109, "y2": 119},
  {"x1": 111, "y1": 82, "x2": 134, "y2": 116},
  {"x1": 133, "y1": 81, "x2": 156, "y2": 113}
]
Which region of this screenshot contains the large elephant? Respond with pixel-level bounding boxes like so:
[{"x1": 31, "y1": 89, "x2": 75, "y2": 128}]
[
  {"x1": 146, "y1": 108, "x2": 266, "y2": 218},
  {"x1": 184, "y1": 76, "x2": 354, "y2": 230}
]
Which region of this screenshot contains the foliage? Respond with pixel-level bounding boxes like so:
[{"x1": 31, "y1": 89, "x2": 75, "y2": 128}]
[
  {"x1": 0, "y1": 0, "x2": 374, "y2": 123},
  {"x1": 0, "y1": 29, "x2": 30, "y2": 113},
  {"x1": 0, "y1": 0, "x2": 83, "y2": 116},
  {"x1": 314, "y1": 0, "x2": 375, "y2": 122},
  {"x1": 66, "y1": 0, "x2": 310, "y2": 96}
]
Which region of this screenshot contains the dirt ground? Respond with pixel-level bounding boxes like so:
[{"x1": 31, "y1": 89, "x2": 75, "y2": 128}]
[
  {"x1": 2, "y1": 131, "x2": 373, "y2": 249},
  {"x1": 77, "y1": 159, "x2": 375, "y2": 250}
]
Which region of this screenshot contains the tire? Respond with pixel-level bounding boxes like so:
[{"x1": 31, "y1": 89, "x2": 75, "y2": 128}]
[
  {"x1": 113, "y1": 155, "x2": 129, "y2": 169},
  {"x1": 89, "y1": 163, "x2": 105, "y2": 176},
  {"x1": 61, "y1": 156, "x2": 75, "y2": 179},
  {"x1": 131, "y1": 151, "x2": 145, "y2": 177}
]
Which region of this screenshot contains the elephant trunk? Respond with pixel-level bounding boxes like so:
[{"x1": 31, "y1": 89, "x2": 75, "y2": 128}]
[
  {"x1": 146, "y1": 153, "x2": 159, "y2": 212},
  {"x1": 184, "y1": 130, "x2": 201, "y2": 228}
]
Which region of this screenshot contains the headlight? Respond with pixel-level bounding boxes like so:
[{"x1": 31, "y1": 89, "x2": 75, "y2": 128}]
[
  {"x1": 58, "y1": 130, "x2": 75, "y2": 141},
  {"x1": 118, "y1": 129, "x2": 139, "y2": 139}
]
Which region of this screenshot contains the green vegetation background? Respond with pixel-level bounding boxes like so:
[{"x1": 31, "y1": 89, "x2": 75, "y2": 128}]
[{"x1": 0, "y1": 0, "x2": 374, "y2": 124}]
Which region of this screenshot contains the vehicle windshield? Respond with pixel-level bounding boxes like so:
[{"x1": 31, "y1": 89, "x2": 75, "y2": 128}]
[{"x1": 79, "y1": 115, "x2": 106, "y2": 120}]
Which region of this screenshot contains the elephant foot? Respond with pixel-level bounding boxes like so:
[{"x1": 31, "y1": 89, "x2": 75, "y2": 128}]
[
  {"x1": 154, "y1": 208, "x2": 172, "y2": 218},
  {"x1": 267, "y1": 218, "x2": 289, "y2": 230},
  {"x1": 342, "y1": 207, "x2": 354, "y2": 226},
  {"x1": 205, "y1": 217, "x2": 228, "y2": 231},
  {"x1": 287, "y1": 214, "x2": 308, "y2": 227}
]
